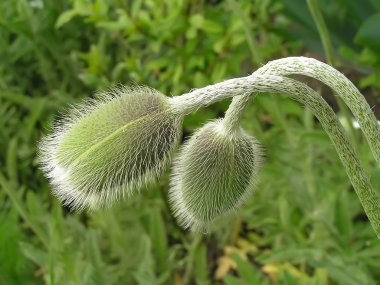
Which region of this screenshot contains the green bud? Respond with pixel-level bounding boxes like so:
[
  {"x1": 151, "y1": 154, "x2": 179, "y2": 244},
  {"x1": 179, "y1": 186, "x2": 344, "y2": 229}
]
[
  {"x1": 39, "y1": 86, "x2": 183, "y2": 210},
  {"x1": 169, "y1": 120, "x2": 263, "y2": 232}
]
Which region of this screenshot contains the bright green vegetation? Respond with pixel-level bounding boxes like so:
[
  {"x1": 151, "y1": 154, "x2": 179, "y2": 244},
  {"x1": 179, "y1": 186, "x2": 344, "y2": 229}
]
[{"x1": 1, "y1": 0, "x2": 380, "y2": 284}]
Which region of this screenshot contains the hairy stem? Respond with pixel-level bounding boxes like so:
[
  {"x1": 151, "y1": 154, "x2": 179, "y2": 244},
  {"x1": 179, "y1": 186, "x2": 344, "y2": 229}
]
[
  {"x1": 259, "y1": 57, "x2": 380, "y2": 166},
  {"x1": 170, "y1": 73, "x2": 380, "y2": 238},
  {"x1": 223, "y1": 57, "x2": 380, "y2": 166},
  {"x1": 307, "y1": 0, "x2": 357, "y2": 145},
  {"x1": 268, "y1": 77, "x2": 380, "y2": 239},
  {"x1": 222, "y1": 93, "x2": 256, "y2": 133}
]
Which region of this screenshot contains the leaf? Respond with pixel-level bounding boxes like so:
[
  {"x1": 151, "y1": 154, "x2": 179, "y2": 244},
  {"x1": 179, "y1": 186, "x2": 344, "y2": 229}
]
[
  {"x1": 278, "y1": 270, "x2": 299, "y2": 285},
  {"x1": 19, "y1": 242, "x2": 47, "y2": 268},
  {"x1": 202, "y1": 19, "x2": 223, "y2": 34},
  {"x1": 283, "y1": 0, "x2": 315, "y2": 31},
  {"x1": 134, "y1": 236, "x2": 157, "y2": 285},
  {"x1": 6, "y1": 137, "x2": 18, "y2": 183},
  {"x1": 322, "y1": 259, "x2": 375, "y2": 285},
  {"x1": 300, "y1": 131, "x2": 330, "y2": 145},
  {"x1": 189, "y1": 14, "x2": 204, "y2": 28},
  {"x1": 310, "y1": 268, "x2": 329, "y2": 285},
  {"x1": 86, "y1": 231, "x2": 105, "y2": 285},
  {"x1": 224, "y1": 275, "x2": 249, "y2": 285},
  {"x1": 55, "y1": 10, "x2": 80, "y2": 29},
  {"x1": 148, "y1": 207, "x2": 168, "y2": 274},
  {"x1": 257, "y1": 247, "x2": 320, "y2": 264},
  {"x1": 335, "y1": 190, "x2": 352, "y2": 240},
  {"x1": 369, "y1": 0, "x2": 380, "y2": 11},
  {"x1": 355, "y1": 13, "x2": 380, "y2": 51},
  {"x1": 0, "y1": 209, "x2": 36, "y2": 285},
  {"x1": 24, "y1": 98, "x2": 46, "y2": 141},
  {"x1": 194, "y1": 243, "x2": 210, "y2": 285},
  {"x1": 231, "y1": 253, "x2": 265, "y2": 284}
]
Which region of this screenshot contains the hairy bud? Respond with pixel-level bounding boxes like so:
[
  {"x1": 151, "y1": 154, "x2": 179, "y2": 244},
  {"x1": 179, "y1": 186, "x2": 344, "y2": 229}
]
[
  {"x1": 39, "y1": 86, "x2": 182, "y2": 210},
  {"x1": 169, "y1": 120, "x2": 263, "y2": 232}
]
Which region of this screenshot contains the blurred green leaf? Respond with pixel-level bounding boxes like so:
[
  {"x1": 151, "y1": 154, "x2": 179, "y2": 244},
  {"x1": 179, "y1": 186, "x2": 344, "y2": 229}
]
[
  {"x1": 55, "y1": 10, "x2": 79, "y2": 29},
  {"x1": 134, "y1": 236, "x2": 157, "y2": 285},
  {"x1": 355, "y1": 13, "x2": 380, "y2": 51},
  {"x1": 148, "y1": 206, "x2": 168, "y2": 274},
  {"x1": 231, "y1": 253, "x2": 266, "y2": 284}
]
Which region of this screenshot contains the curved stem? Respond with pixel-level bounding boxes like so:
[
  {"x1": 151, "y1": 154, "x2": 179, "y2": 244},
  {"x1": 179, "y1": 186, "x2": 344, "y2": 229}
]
[
  {"x1": 170, "y1": 75, "x2": 258, "y2": 114},
  {"x1": 259, "y1": 57, "x2": 380, "y2": 168},
  {"x1": 170, "y1": 74, "x2": 380, "y2": 238},
  {"x1": 266, "y1": 77, "x2": 380, "y2": 239},
  {"x1": 223, "y1": 56, "x2": 380, "y2": 167},
  {"x1": 222, "y1": 93, "x2": 255, "y2": 133},
  {"x1": 307, "y1": 0, "x2": 358, "y2": 145}
]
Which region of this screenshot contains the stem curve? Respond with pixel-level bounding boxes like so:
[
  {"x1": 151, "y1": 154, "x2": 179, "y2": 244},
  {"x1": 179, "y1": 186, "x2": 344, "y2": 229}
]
[
  {"x1": 259, "y1": 57, "x2": 380, "y2": 168},
  {"x1": 170, "y1": 73, "x2": 380, "y2": 238}
]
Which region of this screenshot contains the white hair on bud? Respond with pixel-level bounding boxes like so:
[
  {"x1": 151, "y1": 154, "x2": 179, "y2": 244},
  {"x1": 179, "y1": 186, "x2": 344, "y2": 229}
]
[
  {"x1": 169, "y1": 119, "x2": 263, "y2": 232},
  {"x1": 39, "y1": 85, "x2": 183, "y2": 211}
]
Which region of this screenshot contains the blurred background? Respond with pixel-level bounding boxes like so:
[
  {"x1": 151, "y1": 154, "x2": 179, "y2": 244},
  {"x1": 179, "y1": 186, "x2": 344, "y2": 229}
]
[{"x1": 1, "y1": 0, "x2": 380, "y2": 284}]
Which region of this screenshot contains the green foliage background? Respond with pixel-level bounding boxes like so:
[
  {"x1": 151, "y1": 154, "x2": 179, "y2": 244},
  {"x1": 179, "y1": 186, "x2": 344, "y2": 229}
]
[{"x1": 1, "y1": 0, "x2": 380, "y2": 284}]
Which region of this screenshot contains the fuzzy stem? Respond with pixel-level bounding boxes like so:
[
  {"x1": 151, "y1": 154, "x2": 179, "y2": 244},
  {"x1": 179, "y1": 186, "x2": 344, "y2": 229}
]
[
  {"x1": 222, "y1": 93, "x2": 256, "y2": 133},
  {"x1": 267, "y1": 77, "x2": 380, "y2": 239},
  {"x1": 170, "y1": 75, "x2": 282, "y2": 114},
  {"x1": 223, "y1": 57, "x2": 380, "y2": 167},
  {"x1": 259, "y1": 57, "x2": 380, "y2": 167},
  {"x1": 170, "y1": 74, "x2": 380, "y2": 238},
  {"x1": 307, "y1": 0, "x2": 358, "y2": 146}
]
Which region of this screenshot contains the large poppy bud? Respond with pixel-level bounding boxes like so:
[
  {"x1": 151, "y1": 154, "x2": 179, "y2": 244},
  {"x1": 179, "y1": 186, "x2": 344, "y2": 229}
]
[{"x1": 39, "y1": 86, "x2": 183, "y2": 210}]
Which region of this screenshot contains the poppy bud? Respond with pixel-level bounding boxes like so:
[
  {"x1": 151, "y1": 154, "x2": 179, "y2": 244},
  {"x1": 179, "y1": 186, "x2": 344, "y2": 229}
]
[
  {"x1": 39, "y1": 86, "x2": 182, "y2": 210},
  {"x1": 169, "y1": 120, "x2": 263, "y2": 232}
]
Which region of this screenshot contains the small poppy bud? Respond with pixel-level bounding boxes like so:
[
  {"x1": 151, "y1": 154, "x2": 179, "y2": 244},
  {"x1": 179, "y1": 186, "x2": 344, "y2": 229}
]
[
  {"x1": 169, "y1": 119, "x2": 263, "y2": 232},
  {"x1": 39, "y1": 86, "x2": 183, "y2": 210}
]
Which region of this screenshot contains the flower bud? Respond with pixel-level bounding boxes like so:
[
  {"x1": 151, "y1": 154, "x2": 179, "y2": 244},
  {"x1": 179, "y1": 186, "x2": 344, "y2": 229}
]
[
  {"x1": 169, "y1": 120, "x2": 263, "y2": 232},
  {"x1": 39, "y1": 86, "x2": 182, "y2": 210}
]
